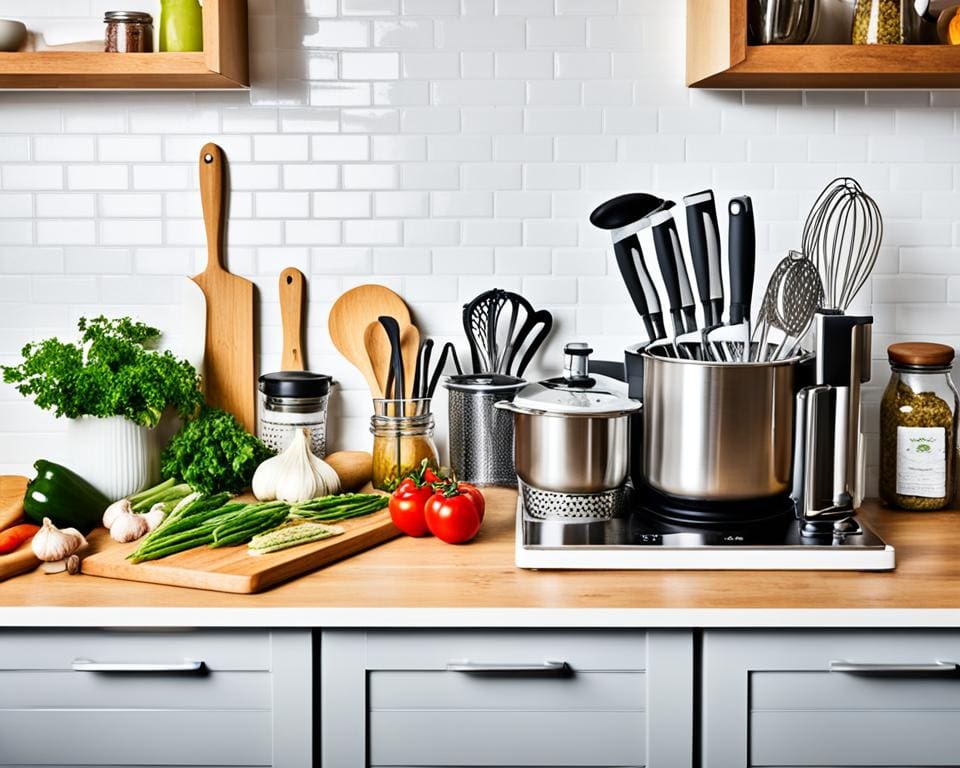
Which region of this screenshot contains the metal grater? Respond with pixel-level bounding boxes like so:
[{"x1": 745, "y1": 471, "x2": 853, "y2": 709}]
[
  {"x1": 520, "y1": 481, "x2": 625, "y2": 522},
  {"x1": 446, "y1": 374, "x2": 525, "y2": 486}
]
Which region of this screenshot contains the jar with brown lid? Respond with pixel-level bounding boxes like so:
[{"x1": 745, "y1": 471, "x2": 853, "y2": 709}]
[{"x1": 880, "y1": 342, "x2": 960, "y2": 510}]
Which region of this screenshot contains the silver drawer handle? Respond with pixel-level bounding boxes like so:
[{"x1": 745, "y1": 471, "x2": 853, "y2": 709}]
[
  {"x1": 830, "y1": 660, "x2": 959, "y2": 674},
  {"x1": 72, "y1": 659, "x2": 204, "y2": 673},
  {"x1": 445, "y1": 659, "x2": 569, "y2": 674}
]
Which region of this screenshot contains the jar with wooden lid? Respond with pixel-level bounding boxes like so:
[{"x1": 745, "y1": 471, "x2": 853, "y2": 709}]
[{"x1": 880, "y1": 342, "x2": 960, "y2": 510}]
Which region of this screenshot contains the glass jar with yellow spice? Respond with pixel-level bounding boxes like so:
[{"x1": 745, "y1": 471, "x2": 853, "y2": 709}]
[
  {"x1": 370, "y1": 398, "x2": 439, "y2": 491},
  {"x1": 880, "y1": 342, "x2": 959, "y2": 510}
]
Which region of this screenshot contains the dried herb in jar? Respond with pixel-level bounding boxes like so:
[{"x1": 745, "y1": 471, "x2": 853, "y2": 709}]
[{"x1": 879, "y1": 343, "x2": 959, "y2": 511}]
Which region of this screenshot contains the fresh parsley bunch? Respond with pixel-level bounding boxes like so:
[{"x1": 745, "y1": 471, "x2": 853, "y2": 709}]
[
  {"x1": 161, "y1": 406, "x2": 274, "y2": 494},
  {"x1": 2, "y1": 316, "x2": 203, "y2": 428}
]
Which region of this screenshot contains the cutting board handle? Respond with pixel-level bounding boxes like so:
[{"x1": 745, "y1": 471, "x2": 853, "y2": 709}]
[
  {"x1": 199, "y1": 142, "x2": 226, "y2": 275},
  {"x1": 280, "y1": 267, "x2": 306, "y2": 371}
]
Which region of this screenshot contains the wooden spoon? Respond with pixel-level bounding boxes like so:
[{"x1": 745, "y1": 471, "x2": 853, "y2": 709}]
[
  {"x1": 328, "y1": 285, "x2": 411, "y2": 400},
  {"x1": 279, "y1": 267, "x2": 306, "y2": 371}
]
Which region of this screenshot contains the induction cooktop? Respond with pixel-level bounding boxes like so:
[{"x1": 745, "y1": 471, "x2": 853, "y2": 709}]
[{"x1": 515, "y1": 497, "x2": 895, "y2": 571}]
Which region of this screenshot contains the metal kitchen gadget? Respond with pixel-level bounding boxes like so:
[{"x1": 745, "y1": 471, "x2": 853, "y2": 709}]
[{"x1": 496, "y1": 343, "x2": 640, "y2": 522}]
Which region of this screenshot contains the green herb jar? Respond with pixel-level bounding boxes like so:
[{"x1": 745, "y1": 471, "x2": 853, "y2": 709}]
[{"x1": 880, "y1": 342, "x2": 960, "y2": 510}]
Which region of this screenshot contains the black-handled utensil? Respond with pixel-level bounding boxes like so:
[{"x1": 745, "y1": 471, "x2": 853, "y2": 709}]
[
  {"x1": 378, "y1": 315, "x2": 404, "y2": 402},
  {"x1": 649, "y1": 202, "x2": 697, "y2": 337},
  {"x1": 427, "y1": 342, "x2": 463, "y2": 400},
  {"x1": 727, "y1": 195, "x2": 755, "y2": 328},
  {"x1": 513, "y1": 309, "x2": 553, "y2": 378},
  {"x1": 683, "y1": 189, "x2": 724, "y2": 328},
  {"x1": 411, "y1": 337, "x2": 435, "y2": 400},
  {"x1": 590, "y1": 193, "x2": 667, "y2": 343}
]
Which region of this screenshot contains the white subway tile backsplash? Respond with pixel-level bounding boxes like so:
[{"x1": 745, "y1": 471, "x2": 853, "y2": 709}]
[{"x1": 0, "y1": 0, "x2": 957, "y2": 484}]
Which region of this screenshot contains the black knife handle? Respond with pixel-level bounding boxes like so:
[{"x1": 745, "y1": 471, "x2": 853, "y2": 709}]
[
  {"x1": 650, "y1": 204, "x2": 697, "y2": 335},
  {"x1": 684, "y1": 189, "x2": 723, "y2": 326},
  {"x1": 613, "y1": 236, "x2": 663, "y2": 342},
  {"x1": 728, "y1": 195, "x2": 756, "y2": 325}
]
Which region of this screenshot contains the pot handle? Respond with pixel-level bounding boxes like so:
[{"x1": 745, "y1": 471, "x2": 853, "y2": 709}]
[{"x1": 493, "y1": 400, "x2": 547, "y2": 416}]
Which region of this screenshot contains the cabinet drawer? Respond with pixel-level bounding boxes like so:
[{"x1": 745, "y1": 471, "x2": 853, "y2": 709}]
[
  {"x1": 323, "y1": 629, "x2": 693, "y2": 768},
  {"x1": 0, "y1": 629, "x2": 311, "y2": 768},
  {"x1": 0, "y1": 629, "x2": 270, "y2": 671},
  {"x1": 704, "y1": 630, "x2": 960, "y2": 768}
]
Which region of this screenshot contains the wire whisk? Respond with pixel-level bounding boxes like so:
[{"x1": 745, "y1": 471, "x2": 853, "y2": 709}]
[{"x1": 801, "y1": 177, "x2": 882, "y2": 312}]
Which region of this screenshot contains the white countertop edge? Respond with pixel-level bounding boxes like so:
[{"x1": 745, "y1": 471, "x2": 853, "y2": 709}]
[{"x1": 3, "y1": 607, "x2": 960, "y2": 629}]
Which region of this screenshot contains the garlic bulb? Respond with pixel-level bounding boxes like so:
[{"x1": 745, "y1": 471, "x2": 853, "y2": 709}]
[
  {"x1": 32, "y1": 518, "x2": 87, "y2": 562},
  {"x1": 252, "y1": 428, "x2": 341, "y2": 503},
  {"x1": 103, "y1": 498, "x2": 132, "y2": 529},
  {"x1": 109, "y1": 511, "x2": 150, "y2": 543},
  {"x1": 144, "y1": 503, "x2": 166, "y2": 532}
]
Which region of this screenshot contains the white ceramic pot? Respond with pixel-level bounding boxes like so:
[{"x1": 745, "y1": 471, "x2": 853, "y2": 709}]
[{"x1": 66, "y1": 416, "x2": 159, "y2": 501}]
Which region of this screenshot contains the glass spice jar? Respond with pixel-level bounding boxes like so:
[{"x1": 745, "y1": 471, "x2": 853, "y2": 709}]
[
  {"x1": 370, "y1": 398, "x2": 439, "y2": 492},
  {"x1": 258, "y1": 371, "x2": 332, "y2": 458},
  {"x1": 852, "y1": 0, "x2": 903, "y2": 43},
  {"x1": 880, "y1": 342, "x2": 960, "y2": 510},
  {"x1": 104, "y1": 11, "x2": 154, "y2": 52}
]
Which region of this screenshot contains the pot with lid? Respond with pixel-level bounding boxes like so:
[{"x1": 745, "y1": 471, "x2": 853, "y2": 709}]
[{"x1": 496, "y1": 343, "x2": 640, "y2": 521}]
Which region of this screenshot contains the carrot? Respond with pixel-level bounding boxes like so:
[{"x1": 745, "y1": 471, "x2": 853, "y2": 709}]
[{"x1": 0, "y1": 523, "x2": 40, "y2": 555}]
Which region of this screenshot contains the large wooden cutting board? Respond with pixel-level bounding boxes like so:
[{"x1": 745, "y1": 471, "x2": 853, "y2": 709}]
[
  {"x1": 193, "y1": 142, "x2": 256, "y2": 433},
  {"x1": 81, "y1": 504, "x2": 400, "y2": 594}
]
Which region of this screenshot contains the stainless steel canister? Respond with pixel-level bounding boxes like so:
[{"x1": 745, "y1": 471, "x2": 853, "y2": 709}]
[
  {"x1": 641, "y1": 346, "x2": 809, "y2": 501},
  {"x1": 445, "y1": 374, "x2": 525, "y2": 486}
]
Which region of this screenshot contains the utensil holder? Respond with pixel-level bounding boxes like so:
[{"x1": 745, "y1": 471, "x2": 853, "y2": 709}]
[
  {"x1": 445, "y1": 374, "x2": 525, "y2": 487},
  {"x1": 370, "y1": 398, "x2": 438, "y2": 491}
]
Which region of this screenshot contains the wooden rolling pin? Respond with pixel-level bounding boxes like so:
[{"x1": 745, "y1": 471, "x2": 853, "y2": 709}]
[{"x1": 325, "y1": 451, "x2": 374, "y2": 492}]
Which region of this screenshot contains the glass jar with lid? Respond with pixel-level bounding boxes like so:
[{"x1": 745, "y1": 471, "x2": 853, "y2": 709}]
[
  {"x1": 104, "y1": 11, "x2": 154, "y2": 52},
  {"x1": 258, "y1": 371, "x2": 332, "y2": 458},
  {"x1": 880, "y1": 342, "x2": 960, "y2": 510},
  {"x1": 370, "y1": 398, "x2": 439, "y2": 491}
]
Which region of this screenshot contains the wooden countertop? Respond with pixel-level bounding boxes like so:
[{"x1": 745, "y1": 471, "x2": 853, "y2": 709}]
[{"x1": 2, "y1": 489, "x2": 959, "y2": 628}]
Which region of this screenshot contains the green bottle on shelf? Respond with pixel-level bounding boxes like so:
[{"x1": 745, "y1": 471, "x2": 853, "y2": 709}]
[{"x1": 159, "y1": 0, "x2": 203, "y2": 52}]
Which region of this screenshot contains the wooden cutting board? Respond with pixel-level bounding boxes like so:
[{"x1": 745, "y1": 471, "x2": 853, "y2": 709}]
[
  {"x1": 0, "y1": 476, "x2": 39, "y2": 582},
  {"x1": 193, "y1": 142, "x2": 256, "y2": 433},
  {"x1": 80, "y1": 499, "x2": 400, "y2": 594}
]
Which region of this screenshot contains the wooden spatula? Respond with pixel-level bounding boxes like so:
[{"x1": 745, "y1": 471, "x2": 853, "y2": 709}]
[
  {"x1": 279, "y1": 267, "x2": 306, "y2": 371},
  {"x1": 329, "y1": 285, "x2": 411, "y2": 401},
  {"x1": 193, "y1": 143, "x2": 256, "y2": 433}
]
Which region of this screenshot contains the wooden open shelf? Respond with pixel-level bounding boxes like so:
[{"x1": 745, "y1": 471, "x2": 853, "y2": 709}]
[
  {"x1": 688, "y1": 0, "x2": 960, "y2": 88},
  {"x1": 0, "y1": 0, "x2": 248, "y2": 90}
]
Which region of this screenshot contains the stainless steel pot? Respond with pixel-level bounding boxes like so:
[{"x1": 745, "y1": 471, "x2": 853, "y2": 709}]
[
  {"x1": 641, "y1": 346, "x2": 810, "y2": 501},
  {"x1": 749, "y1": 0, "x2": 816, "y2": 43},
  {"x1": 496, "y1": 343, "x2": 640, "y2": 495}
]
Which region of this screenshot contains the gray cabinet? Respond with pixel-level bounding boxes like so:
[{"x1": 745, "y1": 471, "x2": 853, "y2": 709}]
[
  {"x1": 703, "y1": 630, "x2": 960, "y2": 767},
  {"x1": 321, "y1": 629, "x2": 693, "y2": 767},
  {"x1": 0, "y1": 629, "x2": 311, "y2": 768}
]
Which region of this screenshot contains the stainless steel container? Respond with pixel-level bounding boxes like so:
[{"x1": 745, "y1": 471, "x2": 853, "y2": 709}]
[
  {"x1": 497, "y1": 344, "x2": 641, "y2": 496},
  {"x1": 641, "y1": 346, "x2": 808, "y2": 501},
  {"x1": 445, "y1": 374, "x2": 525, "y2": 487},
  {"x1": 749, "y1": 0, "x2": 816, "y2": 43}
]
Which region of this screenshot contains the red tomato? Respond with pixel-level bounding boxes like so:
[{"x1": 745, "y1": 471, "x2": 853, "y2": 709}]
[
  {"x1": 424, "y1": 490, "x2": 481, "y2": 544},
  {"x1": 423, "y1": 466, "x2": 443, "y2": 484},
  {"x1": 389, "y1": 480, "x2": 433, "y2": 537},
  {"x1": 457, "y1": 482, "x2": 485, "y2": 522}
]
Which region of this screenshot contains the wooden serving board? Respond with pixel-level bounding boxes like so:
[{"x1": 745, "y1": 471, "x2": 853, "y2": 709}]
[{"x1": 81, "y1": 502, "x2": 400, "y2": 594}]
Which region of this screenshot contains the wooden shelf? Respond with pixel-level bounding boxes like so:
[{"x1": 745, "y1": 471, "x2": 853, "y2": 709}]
[
  {"x1": 688, "y1": 0, "x2": 960, "y2": 88},
  {"x1": 0, "y1": 0, "x2": 248, "y2": 90}
]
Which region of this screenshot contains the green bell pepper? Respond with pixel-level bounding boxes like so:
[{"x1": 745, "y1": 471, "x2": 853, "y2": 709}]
[{"x1": 23, "y1": 460, "x2": 109, "y2": 534}]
